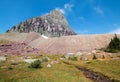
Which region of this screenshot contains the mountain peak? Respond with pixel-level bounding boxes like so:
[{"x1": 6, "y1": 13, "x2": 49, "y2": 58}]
[
  {"x1": 50, "y1": 9, "x2": 63, "y2": 18},
  {"x1": 8, "y1": 9, "x2": 76, "y2": 37}
]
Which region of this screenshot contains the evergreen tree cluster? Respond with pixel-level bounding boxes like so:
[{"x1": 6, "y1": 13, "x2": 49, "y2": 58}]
[{"x1": 107, "y1": 34, "x2": 120, "y2": 52}]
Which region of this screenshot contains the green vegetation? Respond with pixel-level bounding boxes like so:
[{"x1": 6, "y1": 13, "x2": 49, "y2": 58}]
[
  {"x1": 69, "y1": 56, "x2": 77, "y2": 61},
  {"x1": 8, "y1": 66, "x2": 13, "y2": 70},
  {"x1": 11, "y1": 62, "x2": 19, "y2": 65},
  {"x1": 0, "y1": 39, "x2": 11, "y2": 45},
  {"x1": 28, "y1": 60, "x2": 42, "y2": 69},
  {"x1": 65, "y1": 59, "x2": 120, "y2": 81},
  {"x1": 102, "y1": 55, "x2": 105, "y2": 59},
  {"x1": 92, "y1": 54, "x2": 97, "y2": 60},
  {"x1": 86, "y1": 60, "x2": 120, "y2": 81},
  {"x1": 0, "y1": 54, "x2": 120, "y2": 82},
  {"x1": 105, "y1": 34, "x2": 120, "y2": 53},
  {"x1": 42, "y1": 57, "x2": 49, "y2": 62},
  {"x1": 0, "y1": 55, "x2": 91, "y2": 82}
]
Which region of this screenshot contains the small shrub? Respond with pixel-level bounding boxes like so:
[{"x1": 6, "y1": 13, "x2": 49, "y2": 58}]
[
  {"x1": 104, "y1": 48, "x2": 118, "y2": 53},
  {"x1": 42, "y1": 57, "x2": 49, "y2": 62},
  {"x1": 93, "y1": 54, "x2": 97, "y2": 60},
  {"x1": 8, "y1": 66, "x2": 13, "y2": 70},
  {"x1": 11, "y1": 62, "x2": 19, "y2": 65},
  {"x1": 69, "y1": 56, "x2": 77, "y2": 61},
  {"x1": 28, "y1": 60, "x2": 42, "y2": 69},
  {"x1": 61, "y1": 55, "x2": 65, "y2": 58},
  {"x1": 99, "y1": 48, "x2": 106, "y2": 51},
  {"x1": 102, "y1": 55, "x2": 105, "y2": 59},
  {"x1": 85, "y1": 61, "x2": 91, "y2": 64}
]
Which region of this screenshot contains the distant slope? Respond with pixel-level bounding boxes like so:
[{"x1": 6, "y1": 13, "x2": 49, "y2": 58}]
[
  {"x1": 29, "y1": 34, "x2": 120, "y2": 54},
  {"x1": 0, "y1": 32, "x2": 120, "y2": 54},
  {"x1": 0, "y1": 32, "x2": 41, "y2": 55},
  {"x1": 0, "y1": 32, "x2": 28, "y2": 42},
  {"x1": 0, "y1": 32, "x2": 40, "y2": 43}
]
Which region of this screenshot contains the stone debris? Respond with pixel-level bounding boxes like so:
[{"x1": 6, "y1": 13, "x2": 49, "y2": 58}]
[
  {"x1": 1, "y1": 66, "x2": 7, "y2": 69},
  {"x1": 50, "y1": 60, "x2": 59, "y2": 65},
  {"x1": 0, "y1": 56, "x2": 6, "y2": 62},
  {"x1": 45, "y1": 57, "x2": 50, "y2": 61},
  {"x1": 75, "y1": 51, "x2": 83, "y2": 57},
  {"x1": 42, "y1": 57, "x2": 50, "y2": 62},
  {"x1": 60, "y1": 58, "x2": 64, "y2": 60},
  {"x1": 0, "y1": 42, "x2": 41, "y2": 55},
  {"x1": 47, "y1": 64, "x2": 51, "y2": 68},
  {"x1": 85, "y1": 61, "x2": 91, "y2": 64},
  {"x1": 10, "y1": 60, "x2": 15, "y2": 63},
  {"x1": 65, "y1": 53, "x2": 74, "y2": 59},
  {"x1": 24, "y1": 59, "x2": 37, "y2": 63},
  {"x1": 91, "y1": 50, "x2": 97, "y2": 54},
  {"x1": 80, "y1": 57, "x2": 89, "y2": 61}
]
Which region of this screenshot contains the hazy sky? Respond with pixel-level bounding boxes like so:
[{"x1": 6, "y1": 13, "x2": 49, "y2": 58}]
[{"x1": 0, "y1": 0, "x2": 120, "y2": 34}]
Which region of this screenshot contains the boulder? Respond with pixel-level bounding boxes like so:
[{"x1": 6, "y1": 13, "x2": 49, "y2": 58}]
[
  {"x1": 47, "y1": 64, "x2": 51, "y2": 68},
  {"x1": 0, "y1": 56, "x2": 6, "y2": 62},
  {"x1": 42, "y1": 57, "x2": 50, "y2": 62},
  {"x1": 24, "y1": 59, "x2": 37, "y2": 63},
  {"x1": 85, "y1": 61, "x2": 91, "y2": 64},
  {"x1": 1, "y1": 66, "x2": 7, "y2": 69},
  {"x1": 75, "y1": 51, "x2": 83, "y2": 57},
  {"x1": 65, "y1": 53, "x2": 74, "y2": 59},
  {"x1": 50, "y1": 60, "x2": 59, "y2": 65}
]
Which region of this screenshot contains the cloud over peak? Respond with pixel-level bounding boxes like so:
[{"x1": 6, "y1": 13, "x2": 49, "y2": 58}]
[
  {"x1": 55, "y1": 8, "x2": 65, "y2": 14},
  {"x1": 55, "y1": 2, "x2": 74, "y2": 15},
  {"x1": 64, "y1": 3, "x2": 74, "y2": 11}
]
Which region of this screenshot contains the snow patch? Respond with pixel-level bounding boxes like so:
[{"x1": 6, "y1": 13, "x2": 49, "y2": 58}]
[{"x1": 41, "y1": 35, "x2": 49, "y2": 39}]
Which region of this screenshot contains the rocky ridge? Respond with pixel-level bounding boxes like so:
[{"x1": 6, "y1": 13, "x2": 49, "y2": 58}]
[{"x1": 8, "y1": 10, "x2": 76, "y2": 37}]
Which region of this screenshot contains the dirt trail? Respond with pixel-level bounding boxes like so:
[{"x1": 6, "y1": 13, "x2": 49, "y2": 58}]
[
  {"x1": 76, "y1": 66, "x2": 118, "y2": 82},
  {"x1": 63, "y1": 61, "x2": 119, "y2": 82}
]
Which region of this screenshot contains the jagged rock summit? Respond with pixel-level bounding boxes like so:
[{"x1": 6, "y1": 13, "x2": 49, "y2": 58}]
[{"x1": 8, "y1": 10, "x2": 76, "y2": 37}]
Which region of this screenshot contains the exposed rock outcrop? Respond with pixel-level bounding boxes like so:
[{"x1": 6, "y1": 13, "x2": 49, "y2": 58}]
[
  {"x1": 0, "y1": 42, "x2": 41, "y2": 56},
  {"x1": 8, "y1": 10, "x2": 76, "y2": 37}
]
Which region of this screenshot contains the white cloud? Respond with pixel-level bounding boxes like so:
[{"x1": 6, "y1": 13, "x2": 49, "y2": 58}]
[
  {"x1": 109, "y1": 28, "x2": 120, "y2": 34},
  {"x1": 64, "y1": 3, "x2": 74, "y2": 11},
  {"x1": 55, "y1": 8, "x2": 65, "y2": 14},
  {"x1": 55, "y1": 2, "x2": 74, "y2": 15},
  {"x1": 94, "y1": 6, "x2": 104, "y2": 15}
]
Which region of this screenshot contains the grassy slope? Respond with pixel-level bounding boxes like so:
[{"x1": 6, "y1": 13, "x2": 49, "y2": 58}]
[
  {"x1": 0, "y1": 56, "x2": 91, "y2": 82},
  {"x1": 0, "y1": 55, "x2": 120, "y2": 82},
  {"x1": 69, "y1": 59, "x2": 120, "y2": 81}
]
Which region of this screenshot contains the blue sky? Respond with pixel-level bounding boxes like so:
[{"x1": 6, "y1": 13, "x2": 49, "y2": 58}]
[{"x1": 0, "y1": 0, "x2": 120, "y2": 34}]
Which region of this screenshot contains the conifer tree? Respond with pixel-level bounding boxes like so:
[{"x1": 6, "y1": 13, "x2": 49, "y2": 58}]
[{"x1": 107, "y1": 34, "x2": 120, "y2": 52}]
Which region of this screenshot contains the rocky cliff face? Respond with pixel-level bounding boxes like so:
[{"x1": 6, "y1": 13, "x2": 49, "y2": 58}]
[{"x1": 8, "y1": 10, "x2": 76, "y2": 37}]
